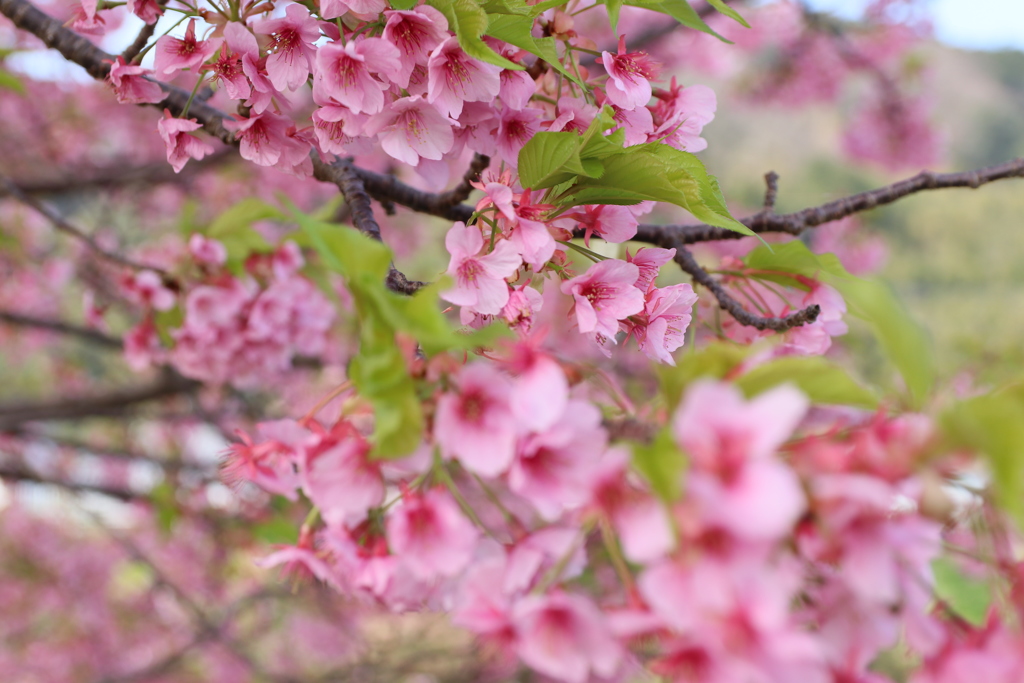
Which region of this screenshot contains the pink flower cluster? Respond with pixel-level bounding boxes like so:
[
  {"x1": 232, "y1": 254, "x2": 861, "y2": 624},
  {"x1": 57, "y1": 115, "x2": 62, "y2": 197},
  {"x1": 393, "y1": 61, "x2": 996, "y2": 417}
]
[
  {"x1": 123, "y1": 240, "x2": 335, "y2": 387},
  {"x1": 228, "y1": 360, "x2": 996, "y2": 683}
]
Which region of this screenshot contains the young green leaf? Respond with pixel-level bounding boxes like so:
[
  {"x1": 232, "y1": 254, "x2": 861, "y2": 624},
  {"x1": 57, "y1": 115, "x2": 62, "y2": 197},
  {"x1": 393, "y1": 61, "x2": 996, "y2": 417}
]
[
  {"x1": 705, "y1": 0, "x2": 750, "y2": 27},
  {"x1": 736, "y1": 356, "x2": 878, "y2": 409},
  {"x1": 486, "y1": 14, "x2": 583, "y2": 85},
  {"x1": 517, "y1": 131, "x2": 585, "y2": 189},
  {"x1": 745, "y1": 241, "x2": 936, "y2": 407},
  {"x1": 931, "y1": 556, "x2": 992, "y2": 627},
  {"x1": 428, "y1": 0, "x2": 521, "y2": 69},
  {"x1": 632, "y1": 428, "x2": 687, "y2": 501}
]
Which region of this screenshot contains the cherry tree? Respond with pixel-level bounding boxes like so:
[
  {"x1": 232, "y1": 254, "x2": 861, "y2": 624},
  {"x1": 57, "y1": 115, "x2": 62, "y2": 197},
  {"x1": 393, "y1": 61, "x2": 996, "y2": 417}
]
[{"x1": 2, "y1": 0, "x2": 1024, "y2": 680}]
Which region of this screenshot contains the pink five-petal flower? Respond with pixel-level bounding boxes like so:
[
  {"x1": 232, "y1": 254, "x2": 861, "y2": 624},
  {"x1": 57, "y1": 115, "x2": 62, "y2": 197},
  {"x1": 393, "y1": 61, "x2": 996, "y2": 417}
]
[
  {"x1": 571, "y1": 204, "x2": 638, "y2": 246},
  {"x1": 383, "y1": 7, "x2": 449, "y2": 88},
  {"x1": 363, "y1": 95, "x2": 455, "y2": 166},
  {"x1": 440, "y1": 222, "x2": 521, "y2": 315},
  {"x1": 188, "y1": 234, "x2": 227, "y2": 266},
  {"x1": 626, "y1": 246, "x2": 676, "y2": 292},
  {"x1": 321, "y1": 0, "x2": 386, "y2": 20},
  {"x1": 157, "y1": 111, "x2": 215, "y2": 174},
  {"x1": 311, "y1": 104, "x2": 367, "y2": 156},
  {"x1": 560, "y1": 259, "x2": 645, "y2": 339},
  {"x1": 494, "y1": 106, "x2": 543, "y2": 166},
  {"x1": 223, "y1": 111, "x2": 309, "y2": 168},
  {"x1": 509, "y1": 400, "x2": 607, "y2": 520},
  {"x1": 427, "y1": 36, "x2": 501, "y2": 119},
  {"x1": 313, "y1": 38, "x2": 402, "y2": 115},
  {"x1": 300, "y1": 424, "x2": 384, "y2": 529},
  {"x1": 207, "y1": 23, "x2": 258, "y2": 101},
  {"x1": 673, "y1": 381, "x2": 809, "y2": 540},
  {"x1": 127, "y1": 0, "x2": 161, "y2": 23},
  {"x1": 635, "y1": 283, "x2": 697, "y2": 365},
  {"x1": 386, "y1": 488, "x2": 478, "y2": 580},
  {"x1": 107, "y1": 57, "x2": 165, "y2": 105},
  {"x1": 252, "y1": 3, "x2": 320, "y2": 92},
  {"x1": 674, "y1": 380, "x2": 808, "y2": 469},
  {"x1": 512, "y1": 592, "x2": 622, "y2": 683},
  {"x1": 601, "y1": 36, "x2": 660, "y2": 111},
  {"x1": 434, "y1": 362, "x2": 518, "y2": 477},
  {"x1": 154, "y1": 19, "x2": 221, "y2": 76}
]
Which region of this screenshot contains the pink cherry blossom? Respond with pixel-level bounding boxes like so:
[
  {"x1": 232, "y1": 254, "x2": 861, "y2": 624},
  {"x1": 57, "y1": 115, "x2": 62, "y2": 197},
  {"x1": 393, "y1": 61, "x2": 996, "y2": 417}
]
[
  {"x1": 512, "y1": 592, "x2": 622, "y2": 683},
  {"x1": 223, "y1": 111, "x2": 311, "y2": 172},
  {"x1": 494, "y1": 106, "x2": 543, "y2": 165},
  {"x1": 311, "y1": 105, "x2": 368, "y2": 156},
  {"x1": 153, "y1": 19, "x2": 221, "y2": 76},
  {"x1": 501, "y1": 284, "x2": 544, "y2": 336},
  {"x1": 363, "y1": 96, "x2": 455, "y2": 166},
  {"x1": 434, "y1": 362, "x2": 518, "y2": 477},
  {"x1": 632, "y1": 283, "x2": 698, "y2": 365},
  {"x1": 320, "y1": 0, "x2": 386, "y2": 20},
  {"x1": 107, "y1": 57, "x2": 165, "y2": 105},
  {"x1": 626, "y1": 246, "x2": 676, "y2": 292},
  {"x1": 126, "y1": 0, "x2": 161, "y2": 23},
  {"x1": 652, "y1": 80, "x2": 717, "y2": 152},
  {"x1": 386, "y1": 488, "x2": 478, "y2": 580},
  {"x1": 188, "y1": 234, "x2": 227, "y2": 266},
  {"x1": 560, "y1": 259, "x2": 645, "y2": 338},
  {"x1": 252, "y1": 4, "x2": 320, "y2": 92},
  {"x1": 157, "y1": 111, "x2": 214, "y2": 174},
  {"x1": 601, "y1": 36, "x2": 660, "y2": 111},
  {"x1": 299, "y1": 423, "x2": 383, "y2": 530},
  {"x1": 427, "y1": 37, "x2": 501, "y2": 119},
  {"x1": 383, "y1": 7, "x2": 449, "y2": 88},
  {"x1": 123, "y1": 269, "x2": 175, "y2": 311},
  {"x1": 674, "y1": 381, "x2": 809, "y2": 540},
  {"x1": 440, "y1": 222, "x2": 521, "y2": 315},
  {"x1": 313, "y1": 38, "x2": 402, "y2": 115},
  {"x1": 569, "y1": 204, "x2": 638, "y2": 246},
  {"x1": 509, "y1": 399, "x2": 607, "y2": 519}
]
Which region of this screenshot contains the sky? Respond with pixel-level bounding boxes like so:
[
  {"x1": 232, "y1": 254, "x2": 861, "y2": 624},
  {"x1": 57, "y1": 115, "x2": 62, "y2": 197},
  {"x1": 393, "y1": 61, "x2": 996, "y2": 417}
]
[{"x1": 802, "y1": 0, "x2": 1024, "y2": 51}]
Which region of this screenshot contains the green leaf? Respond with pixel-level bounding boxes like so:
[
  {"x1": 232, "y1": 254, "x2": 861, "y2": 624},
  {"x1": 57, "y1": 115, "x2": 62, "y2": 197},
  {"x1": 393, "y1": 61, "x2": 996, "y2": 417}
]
[
  {"x1": 560, "y1": 143, "x2": 753, "y2": 236},
  {"x1": 486, "y1": 14, "x2": 581, "y2": 85},
  {"x1": 0, "y1": 69, "x2": 25, "y2": 94},
  {"x1": 624, "y1": 0, "x2": 731, "y2": 42},
  {"x1": 254, "y1": 516, "x2": 299, "y2": 545},
  {"x1": 705, "y1": 0, "x2": 749, "y2": 27},
  {"x1": 205, "y1": 198, "x2": 281, "y2": 274},
  {"x1": 390, "y1": 0, "x2": 417, "y2": 8},
  {"x1": 632, "y1": 428, "x2": 686, "y2": 501},
  {"x1": 152, "y1": 306, "x2": 184, "y2": 347},
  {"x1": 736, "y1": 356, "x2": 878, "y2": 409},
  {"x1": 744, "y1": 241, "x2": 935, "y2": 407},
  {"x1": 605, "y1": 0, "x2": 624, "y2": 31},
  {"x1": 480, "y1": 0, "x2": 531, "y2": 15},
  {"x1": 291, "y1": 203, "x2": 511, "y2": 458},
  {"x1": 528, "y1": 0, "x2": 568, "y2": 14},
  {"x1": 932, "y1": 556, "x2": 992, "y2": 626},
  {"x1": 518, "y1": 131, "x2": 585, "y2": 189},
  {"x1": 942, "y1": 382, "x2": 1024, "y2": 529},
  {"x1": 428, "y1": 0, "x2": 521, "y2": 69},
  {"x1": 656, "y1": 341, "x2": 750, "y2": 412}
]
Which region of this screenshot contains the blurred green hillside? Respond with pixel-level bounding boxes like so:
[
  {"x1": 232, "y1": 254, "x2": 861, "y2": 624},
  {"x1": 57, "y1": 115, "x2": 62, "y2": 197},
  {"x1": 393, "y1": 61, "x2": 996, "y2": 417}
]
[{"x1": 691, "y1": 45, "x2": 1024, "y2": 386}]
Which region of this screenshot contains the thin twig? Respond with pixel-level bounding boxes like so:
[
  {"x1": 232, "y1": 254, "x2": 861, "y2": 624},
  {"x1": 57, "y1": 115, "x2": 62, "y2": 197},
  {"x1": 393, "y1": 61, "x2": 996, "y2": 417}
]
[
  {"x1": 0, "y1": 309, "x2": 123, "y2": 348},
  {"x1": 0, "y1": 173, "x2": 167, "y2": 275},
  {"x1": 673, "y1": 245, "x2": 820, "y2": 331},
  {"x1": 0, "y1": 369, "x2": 200, "y2": 431},
  {"x1": 635, "y1": 158, "x2": 1024, "y2": 245},
  {"x1": 120, "y1": 21, "x2": 156, "y2": 63}
]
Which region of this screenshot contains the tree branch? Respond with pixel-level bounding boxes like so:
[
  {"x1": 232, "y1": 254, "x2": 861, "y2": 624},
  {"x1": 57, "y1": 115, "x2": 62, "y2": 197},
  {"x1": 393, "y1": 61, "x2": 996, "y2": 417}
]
[
  {"x1": 0, "y1": 310, "x2": 123, "y2": 348},
  {"x1": 120, "y1": 20, "x2": 156, "y2": 63},
  {"x1": 673, "y1": 245, "x2": 820, "y2": 331},
  {"x1": 0, "y1": 172, "x2": 168, "y2": 275},
  {"x1": 635, "y1": 158, "x2": 1024, "y2": 246},
  {"x1": 0, "y1": 370, "x2": 200, "y2": 431}
]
